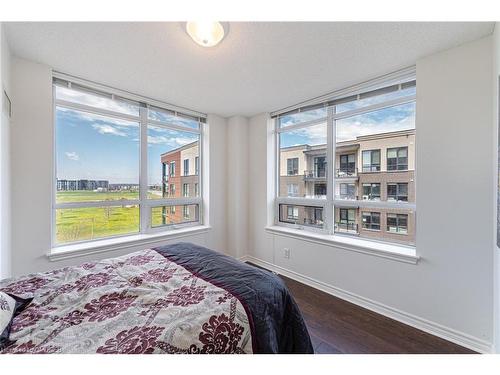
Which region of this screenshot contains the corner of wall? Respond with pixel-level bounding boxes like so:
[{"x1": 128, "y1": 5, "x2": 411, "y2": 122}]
[
  {"x1": 226, "y1": 115, "x2": 250, "y2": 259},
  {"x1": 0, "y1": 22, "x2": 13, "y2": 279},
  {"x1": 492, "y1": 21, "x2": 500, "y2": 354}
]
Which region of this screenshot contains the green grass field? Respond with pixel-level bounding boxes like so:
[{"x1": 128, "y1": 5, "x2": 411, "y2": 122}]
[{"x1": 55, "y1": 191, "x2": 164, "y2": 244}]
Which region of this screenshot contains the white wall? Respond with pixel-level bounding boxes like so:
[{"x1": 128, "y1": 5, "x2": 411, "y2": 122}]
[
  {"x1": 9, "y1": 57, "x2": 230, "y2": 276},
  {"x1": 226, "y1": 116, "x2": 249, "y2": 259},
  {"x1": 0, "y1": 23, "x2": 12, "y2": 279},
  {"x1": 248, "y1": 36, "x2": 495, "y2": 352},
  {"x1": 493, "y1": 22, "x2": 500, "y2": 354}
]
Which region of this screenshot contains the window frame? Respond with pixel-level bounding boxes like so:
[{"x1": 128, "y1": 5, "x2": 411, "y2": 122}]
[
  {"x1": 287, "y1": 183, "x2": 299, "y2": 197},
  {"x1": 362, "y1": 149, "x2": 381, "y2": 172},
  {"x1": 287, "y1": 157, "x2": 299, "y2": 175},
  {"x1": 182, "y1": 183, "x2": 190, "y2": 197},
  {"x1": 362, "y1": 211, "x2": 381, "y2": 231},
  {"x1": 387, "y1": 146, "x2": 408, "y2": 171},
  {"x1": 273, "y1": 75, "x2": 416, "y2": 243},
  {"x1": 387, "y1": 183, "x2": 408, "y2": 202},
  {"x1": 362, "y1": 183, "x2": 381, "y2": 201},
  {"x1": 387, "y1": 213, "x2": 408, "y2": 234},
  {"x1": 52, "y1": 76, "x2": 206, "y2": 248}
]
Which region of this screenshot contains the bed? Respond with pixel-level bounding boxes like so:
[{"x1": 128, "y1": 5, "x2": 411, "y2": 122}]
[{"x1": 0, "y1": 242, "x2": 313, "y2": 354}]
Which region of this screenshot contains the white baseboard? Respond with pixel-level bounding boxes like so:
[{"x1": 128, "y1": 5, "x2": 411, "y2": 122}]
[{"x1": 239, "y1": 255, "x2": 492, "y2": 354}]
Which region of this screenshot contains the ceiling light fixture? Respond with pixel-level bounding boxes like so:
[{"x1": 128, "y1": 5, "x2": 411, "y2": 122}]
[{"x1": 186, "y1": 21, "x2": 227, "y2": 47}]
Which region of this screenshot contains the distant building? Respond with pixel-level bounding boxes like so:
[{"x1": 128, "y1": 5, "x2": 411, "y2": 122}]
[
  {"x1": 108, "y1": 183, "x2": 139, "y2": 191},
  {"x1": 279, "y1": 129, "x2": 415, "y2": 245},
  {"x1": 57, "y1": 179, "x2": 109, "y2": 191},
  {"x1": 159, "y1": 141, "x2": 200, "y2": 225}
]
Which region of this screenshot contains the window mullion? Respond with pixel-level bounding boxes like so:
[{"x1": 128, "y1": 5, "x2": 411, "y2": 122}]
[
  {"x1": 139, "y1": 106, "x2": 148, "y2": 233},
  {"x1": 326, "y1": 105, "x2": 335, "y2": 234}
]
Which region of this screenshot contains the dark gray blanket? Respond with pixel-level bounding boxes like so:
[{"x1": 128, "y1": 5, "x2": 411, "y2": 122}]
[{"x1": 153, "y1": 242, "x2": 313, "y2": 354}]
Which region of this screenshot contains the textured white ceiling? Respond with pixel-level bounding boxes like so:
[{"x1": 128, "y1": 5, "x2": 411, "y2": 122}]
[{"x1": 5, "y1": 22, "x2": 494, "y2": 117}]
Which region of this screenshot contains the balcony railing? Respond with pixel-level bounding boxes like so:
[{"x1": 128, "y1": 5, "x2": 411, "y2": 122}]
[
  {"x1": 335, "y1": 222, "x2": 359, "y2": 234},
  {"x1": 337, "y1": 194, "x2": 358, "y2": 200},
  {"x1": 304, "y1": 170, "x2": 326, "y2": 180},
  {"x1": 336, "y1": 168, "x2": 358, "y2": 178},
  {"x1": 303, "y1": 218, "x2": 324, "y2": 228}
]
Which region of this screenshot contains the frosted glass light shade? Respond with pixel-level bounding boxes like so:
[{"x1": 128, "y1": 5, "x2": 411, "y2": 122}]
[{"x1": 186, "y1": 22, "x2": 225, "y2": 47}]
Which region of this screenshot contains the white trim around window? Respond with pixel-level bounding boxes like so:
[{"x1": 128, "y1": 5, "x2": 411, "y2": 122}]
[
  {"x1": 50, "y1": 73, "x2": 207, "y2": 254},
  {"x1": 271, "y1": 67, "x2": 417, "y2": 260}
]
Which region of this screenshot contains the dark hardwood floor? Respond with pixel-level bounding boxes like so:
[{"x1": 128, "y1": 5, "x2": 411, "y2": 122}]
[{"x1": 248, "y1": 263, "x2": 476, "y2": 354}]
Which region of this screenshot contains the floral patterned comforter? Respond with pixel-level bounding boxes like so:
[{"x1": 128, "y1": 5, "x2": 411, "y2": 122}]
[{"x1": 0, "y1": 249, "x2": 253, "y2": 354}]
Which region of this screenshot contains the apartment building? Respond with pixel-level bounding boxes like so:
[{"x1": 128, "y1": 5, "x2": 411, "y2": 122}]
[
  {"x1": 56, "y1": 179, "x2": 109, "y2": 191},
  {"x1": 279, "y1": 129, "x2": 415, "y2": 245},
  {"x1": 159, "y1": 141, "x2": 200, "y2": 225}
]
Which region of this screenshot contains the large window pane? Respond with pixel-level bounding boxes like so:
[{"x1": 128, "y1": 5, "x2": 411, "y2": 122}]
[
  {"x1": 336, "y1": 102, "x2": 415, "y2": 143},
  {"x1": 55, "y1": 107, "x2": 140, "y2": 203},
  {"x1": 335, "y1": 207, "x2": 358, "y2": 234},
  {"x1": 151, "y1": 204, "x2": 199, "y2": 228},
  {"x1": 278, "y1": 204, "x2": 324, "y2": 228},
  {"x1": 278, "y1": 107, "x2": 327, "y2": 128},
  {"x1": 335, "y1": 83, "x2": 415, "y2": 113},
  {"x1": 55, "y1": 205, "x2": 139, "y2": 244},
  {"x1": 55, "y1": 85, "x2": 140, "y2": 116},
  {"x1": 148, "y1": 107, "x2": 200, "y2": 130},
  {"x1": 147, "y1": 125, "x2": 200, "y2": 200},
  {"x1": 335, "y1": 207, "x2": 415, "y2": 245},
  {"x1": 279, "y1": 123, "x2": 327, "y2": 198}
]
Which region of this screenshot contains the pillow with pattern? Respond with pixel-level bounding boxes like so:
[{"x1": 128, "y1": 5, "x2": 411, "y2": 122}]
[{"x1": 0, "y1": 291, "x2": 32, "y2": 350}]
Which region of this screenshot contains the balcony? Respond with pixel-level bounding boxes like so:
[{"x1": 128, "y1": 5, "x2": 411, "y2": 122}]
[
  {"x1": 336, "y1": 194, "x2": 358, "y2": 200},
  {"x1": 304, "y1": 170, "x2": 326, "y2": 181},
  {"x1": 336, "y1": 168, "x2": 358, "y2": 179},
  {"x1": 335, "y1": 222, "x2": 359, "y2": 235}
]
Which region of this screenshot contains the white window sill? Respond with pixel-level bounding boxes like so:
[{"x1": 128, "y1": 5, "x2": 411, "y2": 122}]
[
  {"x1": 265, "y1": 226, "x2": 419, "y2": 264},
  {"x1": 48, "y1": 225, "x2": 211, "y2": 262}
]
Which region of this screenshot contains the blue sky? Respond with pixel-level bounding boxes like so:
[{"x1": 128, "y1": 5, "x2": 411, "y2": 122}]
[
  {"x1": 56, "y1": 108, "x2": 198, "y2": 185},
  {"x1": 280, "y1": 102, "x2": 415, "y2": 148}
]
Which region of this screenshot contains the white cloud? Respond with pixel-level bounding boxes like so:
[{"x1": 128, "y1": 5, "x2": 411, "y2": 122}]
[
  {"x1": 65, "y1": 151, "x2": 80, "y2": 161},
  {"x1": 56, "y1": 86, "x2": 138, "y2": 117},
  {"x1": 92, "y1": 124, "x2": 127, "y2": 137},
  {"x1": 336, "y1": 109, "x2": 415, "y2": 142},
  {"x1": 147, "y1": 135, "x2": 197, "y2": 148},
  {"x1": 57, "y1": 106, "x2": 138, "y2": 128}
]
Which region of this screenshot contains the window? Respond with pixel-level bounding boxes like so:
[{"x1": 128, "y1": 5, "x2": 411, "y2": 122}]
[
  {"x1": 314, "y1": 157, "x2": 326, "y2": 177},
  {"x1": 337, "y1": 208, "x2": 357, "y2": 233},
  {"x1": 387, "y1": 147, "x2": 408, "y2": 171},
  {"x1": 194, "y1": 183, "x2": 199, "y2": 197},
  {"x1": 339, "y1": 183, "x2": 356, "y2": 200},
  {"x1": 274, "y1": 73, "x2": 416, "y2": 246},
  {"x1": 287, "y1": 206, "x2": 299, "y2": 220},
  {"x1": 279, "y1": 121, "x2": 327, "y2": 200},
  {"x1": 182, "y1": 183, "x2": 189, "y2": 197},
  {"x1": 362, "y1": 183, "x2": 381, "y2": 200},
  {"x1": 287, "y1": 183, "x2": 299, "y2": 197},
  {"x1": 183, "y1": 205, "x2": 190, "y2": 219},
  {"x1": 54, "y1": 77, "x2": 205, "y2": 246},
  {"x1": 387, "y1": 183, "x2": 408, "y2": 202},
  {"x1": 362, "y1": 212, "x2": 380, "y2": 230},
  {"x1": 339, "y1": 154, "x2": 356, "y2": 175},
  {"x1": 170, "y1": 162, "x2": 176, "y2": 177},
  {"x1": 287, "y1": 158, "x2": 299, "y2": 175},
  {"x1": 195, "y1": 156, "x2": 199, "y2": 175},
  {"x1": 387, "y1": 214, "x2": 408, "y2": 234},
  {"x1": 279, "y1": 204, "x2": 324, "y2": 228},
  {"x1": 152, "y1": 204, "x2": 198, "y2": 228},
  {"x1": 183, "y1": 159, "x2": 189, "y2": 176},
  {"x1": 362, "y1": 150, "x2": 381, "y2": 172}
]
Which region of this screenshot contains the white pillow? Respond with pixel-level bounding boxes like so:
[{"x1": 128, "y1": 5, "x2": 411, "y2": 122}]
[{"x1": 0, "y1": 291, "x2": 18, "y2": 349}]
